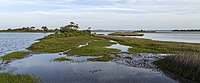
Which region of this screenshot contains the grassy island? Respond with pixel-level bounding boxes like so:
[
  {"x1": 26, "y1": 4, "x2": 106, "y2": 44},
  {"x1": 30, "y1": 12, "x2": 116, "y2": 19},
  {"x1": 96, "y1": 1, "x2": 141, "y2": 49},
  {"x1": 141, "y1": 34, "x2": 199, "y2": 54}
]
[
  {"x1": 87, "y1": 56, "x2": 114, "y2": 62},
  {"x1": 28, "y1": 22, "x2": 121, "y2": 55},
  {"x1": 1, "y1": 51, "x2": 29, "y2": 61},
  {"x1": 108, "y1": 32, "x2": 144, "y2": 36},
  {"x1": 28, "y1": 36, "x2": 97, "y2": 53},
  {"x1": 54, "y1": 57, "x2": 71, "y2": 62}
]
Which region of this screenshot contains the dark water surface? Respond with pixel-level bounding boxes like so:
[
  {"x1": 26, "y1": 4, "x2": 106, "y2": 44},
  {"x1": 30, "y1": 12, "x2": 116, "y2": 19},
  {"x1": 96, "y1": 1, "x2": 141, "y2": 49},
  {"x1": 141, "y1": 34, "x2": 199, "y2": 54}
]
[{"x1": 5, "y1": 53, "x2": 178, "y2": 83}]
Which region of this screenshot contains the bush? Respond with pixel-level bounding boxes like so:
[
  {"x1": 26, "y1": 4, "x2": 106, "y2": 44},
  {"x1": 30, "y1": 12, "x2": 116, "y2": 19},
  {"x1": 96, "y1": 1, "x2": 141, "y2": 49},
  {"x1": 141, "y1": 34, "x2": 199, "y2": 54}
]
[{"x1": 154, "y1": 52, "x2": 200, "y2": 82}]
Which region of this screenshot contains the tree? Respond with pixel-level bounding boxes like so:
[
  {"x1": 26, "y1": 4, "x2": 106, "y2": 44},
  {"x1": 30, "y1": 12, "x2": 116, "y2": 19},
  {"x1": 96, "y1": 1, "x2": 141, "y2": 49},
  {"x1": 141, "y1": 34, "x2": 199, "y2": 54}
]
[
  {"x1": 70, "y1": 22, "x2": 75, "y2": 25},
  {"x1": 7, "y1": 28, "x2": 12, "y2": 31},
  {"x1": 30, "y1": 26, "x2": 35, "y2": 30},
  {"x1": 41, "y1": 26, "x2": 48, "y2": 31},
  {"x1": 60, "y1": 22, "x2": 80, "y2": 33}
]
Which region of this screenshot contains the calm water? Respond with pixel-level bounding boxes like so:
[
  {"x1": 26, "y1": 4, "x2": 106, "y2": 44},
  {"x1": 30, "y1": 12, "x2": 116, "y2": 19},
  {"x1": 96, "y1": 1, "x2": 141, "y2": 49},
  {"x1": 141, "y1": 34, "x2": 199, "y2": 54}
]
[
  {"x1": 0, "y1": 32, "x2": 183, "y2": 83},
  {"x1": 0, "y1": 32, "x2": 50, "y2": 56},
  {"x1": 95, "y1": 32, "x2": 200, "y2": 43},
  {"x1": 133, "y1": 32, "x2": 200, "y2": 43},
  {"x1": 4, "y1": 53, "x2": 178, "y2": 83}
]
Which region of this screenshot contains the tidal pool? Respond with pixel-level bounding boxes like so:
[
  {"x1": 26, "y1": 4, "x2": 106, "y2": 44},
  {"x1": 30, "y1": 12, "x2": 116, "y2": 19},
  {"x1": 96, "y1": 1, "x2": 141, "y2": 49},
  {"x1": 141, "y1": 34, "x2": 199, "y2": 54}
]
[
  {"x1": 106, "y1": 40, "x2": 131, "y2": 52},
  {"x1": 2, "y1": 53, "x2": 179, "y2": 83}
]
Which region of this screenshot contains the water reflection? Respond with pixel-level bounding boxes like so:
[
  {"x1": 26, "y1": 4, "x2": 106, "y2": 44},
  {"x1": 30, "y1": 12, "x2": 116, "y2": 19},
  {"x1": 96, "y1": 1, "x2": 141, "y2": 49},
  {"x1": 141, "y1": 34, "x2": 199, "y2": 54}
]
[
  {"x1": 106, "y1": 40, "x2": 130, "y2": 52},
  {"x1": 2, "y1": 53, "x2": 178, "y2": 83}
]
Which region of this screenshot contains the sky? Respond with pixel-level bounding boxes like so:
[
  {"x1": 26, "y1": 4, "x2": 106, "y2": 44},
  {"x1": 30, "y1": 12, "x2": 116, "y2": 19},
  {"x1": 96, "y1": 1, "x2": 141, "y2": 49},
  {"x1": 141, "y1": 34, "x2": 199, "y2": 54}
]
[{"x1": 0, "y1": 0, "x2": 200, "y2": 30}]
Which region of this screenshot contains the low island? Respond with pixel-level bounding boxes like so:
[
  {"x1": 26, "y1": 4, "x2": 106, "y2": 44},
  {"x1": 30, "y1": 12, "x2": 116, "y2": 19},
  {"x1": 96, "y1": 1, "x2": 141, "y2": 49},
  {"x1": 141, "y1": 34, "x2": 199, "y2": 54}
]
[{"x1": 108, "y1": 32, "x2": 144, "y2": 36}]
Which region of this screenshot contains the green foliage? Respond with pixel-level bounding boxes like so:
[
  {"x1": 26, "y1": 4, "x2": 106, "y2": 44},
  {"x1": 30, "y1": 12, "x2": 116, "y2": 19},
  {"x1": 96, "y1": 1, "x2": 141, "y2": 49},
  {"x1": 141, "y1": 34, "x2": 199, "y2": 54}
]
[
  {"x1": 66, "y1": 40, "x2": 121, "y2": 56},
  {"x1": 54, "y1": 57, "x2": 71, "y2": 61},
  {"x1": 41, "y1": 26, "x2": 48, "y2": 31},
  {"x1": 1, "y1": 52, "x2": 29, "y2": 61},
  {"x1": 0, "y1": 73, "x2": 39, "y2": 83},
  {"x1": 44, "y1": 30, "x2": 92, "y2": 39},
  {"x1": 87, "y1": 56, "x2": 114, "y2": 62},
  {"x1": 0, "y1": 27, "x2": 55, "y2": 32},
  {"x1": 154, "y1": 52, "x2": 200, "y2": 82},
  {"x1": 60, "y1": 22, "x2": 79, "y2": 33}
]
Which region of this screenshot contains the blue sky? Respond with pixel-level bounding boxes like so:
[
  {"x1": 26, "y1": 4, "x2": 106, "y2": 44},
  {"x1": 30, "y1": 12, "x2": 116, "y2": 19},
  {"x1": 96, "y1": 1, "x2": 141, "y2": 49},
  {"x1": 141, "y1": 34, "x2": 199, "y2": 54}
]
[{"x1": 0, "y1": 0, "x2": 200, "y2": 30}]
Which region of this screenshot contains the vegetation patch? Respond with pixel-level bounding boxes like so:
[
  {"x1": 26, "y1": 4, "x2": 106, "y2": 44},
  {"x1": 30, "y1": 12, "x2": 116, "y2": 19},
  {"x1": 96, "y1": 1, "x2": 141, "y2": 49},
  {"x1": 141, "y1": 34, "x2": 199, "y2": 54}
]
[
  {"x1": 95, "y1": 35, "x2": 200, "y2": 53},
  {"x1": 28, "y1": 36, "x2": 98, "y2": 53},
  {"x1": 87, "y1": 56, "x2": 114, "y2": 62},
  {"x1": 54, "y1": 57, "x2": 71, "y2": 62},
  {"x1": 1, "y1": 51, "x2": 29, "y2": 61},
  {"x1": 44, "y1": 30, "x2": 92, "y2": 39},
  {"x1": 0, "y1": 73, "x2": 39, "y2": 83},
  {"x1": 154, "y1": 52, "x2": 200, "y2": 82},
  {"x1": 65, "y1": 40, "x2": 121, "y2": 56},
  {"x1": 108, "y1": 32, "x2": 144, "y2": 36}
]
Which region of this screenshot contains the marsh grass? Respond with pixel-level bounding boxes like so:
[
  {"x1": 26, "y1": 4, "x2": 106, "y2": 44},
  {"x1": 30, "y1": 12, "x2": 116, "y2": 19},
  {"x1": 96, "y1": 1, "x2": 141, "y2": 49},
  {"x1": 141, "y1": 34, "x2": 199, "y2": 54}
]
[
  {"x1": 96, "y1": 35, "x2": 200, "y2": 53},
  {"x1": 54, "y1": 57, "x2": 71, "y2": 61},
  {"x1": 65, "y1": 40, "x2": 121, "y2": 56},
  {"x1": 108, "y1": 32, "x2": 144, "y2": 36},
  {"x1": 87, "y1": 56, "x2": 114, "y2": 62},
  {"x1": 0, "y1": 73, "x2": 39, "y2": 83},
  {"x1": 28, "y1": 36, "x2": 98, "y2": 53},
  {"x1": 154, "y1": 52, "x2": 200, "y2": 82},
  {"x1": 1, "y1": 52, "x2": 29, "y2": 61}
]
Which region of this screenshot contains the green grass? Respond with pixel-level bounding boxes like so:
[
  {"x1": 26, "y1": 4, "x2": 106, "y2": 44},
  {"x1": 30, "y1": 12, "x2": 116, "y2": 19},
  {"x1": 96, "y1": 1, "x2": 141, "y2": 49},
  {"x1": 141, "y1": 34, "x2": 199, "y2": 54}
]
[
  {"x1": 154, "y1": 52, "x2": 200, "y2": 82},
  {"x1": 1, "y1": 52, "x2": 29, "y2": 61},
  {"x1": 96, "y1": 35, "x2": 200, "y2": 53},
  {"x1": 87, "y1": 56, "x2": 114, "y2": 62},
  {"x1": 65, "y1": 39, "x2": 121, "y2": 56},
  {"x1": 54, "y1": 57, "x2": 71, "y2": 61},
  {"x1": 28, "y1": 36, "x2": 98, "y2": 53},
  {"x1": 108, "y1": 32, "x2": 144, "y2": 36},
  {"x1": 0, "y1": 73, "x2": 39, "y2": 83}
]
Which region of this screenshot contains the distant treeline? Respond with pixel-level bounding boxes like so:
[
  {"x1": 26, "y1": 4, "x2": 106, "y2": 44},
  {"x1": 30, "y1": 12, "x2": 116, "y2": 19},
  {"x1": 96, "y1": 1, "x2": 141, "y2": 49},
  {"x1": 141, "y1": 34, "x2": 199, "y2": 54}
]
[
  {"x1": 0, "y1": 26, "x2": 57, "y2": 32},
  {"x1": 173, "y1": 29, "x2": 200, "y2": 31}
]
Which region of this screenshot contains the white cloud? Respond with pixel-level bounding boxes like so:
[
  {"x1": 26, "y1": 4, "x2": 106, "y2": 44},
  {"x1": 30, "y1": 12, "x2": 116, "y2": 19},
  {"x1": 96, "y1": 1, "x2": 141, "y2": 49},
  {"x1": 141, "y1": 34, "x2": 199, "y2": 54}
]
[{"x1": 0, "y1": 0, "x2": 200, "y2": 30}]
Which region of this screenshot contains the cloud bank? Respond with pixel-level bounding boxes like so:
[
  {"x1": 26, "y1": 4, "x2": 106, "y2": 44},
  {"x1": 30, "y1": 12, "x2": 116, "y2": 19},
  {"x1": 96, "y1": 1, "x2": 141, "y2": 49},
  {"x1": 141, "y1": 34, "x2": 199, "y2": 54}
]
[{"x1": 0, "y1": 0, "x2": 200, "y2": 30}]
